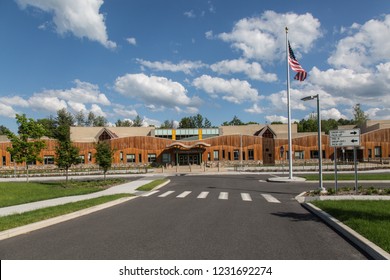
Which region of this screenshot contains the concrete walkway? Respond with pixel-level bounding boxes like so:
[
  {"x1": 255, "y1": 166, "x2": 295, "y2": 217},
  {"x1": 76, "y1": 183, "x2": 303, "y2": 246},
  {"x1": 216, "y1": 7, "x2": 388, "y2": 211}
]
[{"x1": 0, "y1": 177, "x2": 160, "y2": 217}]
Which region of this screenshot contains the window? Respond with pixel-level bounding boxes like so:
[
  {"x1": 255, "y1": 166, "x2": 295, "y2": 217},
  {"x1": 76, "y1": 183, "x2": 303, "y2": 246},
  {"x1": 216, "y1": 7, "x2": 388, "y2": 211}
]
[
  {"x1": 310, "y1": 150, "x2": 325, "y2": 159},
  {"x1": 162, "y1": 153, "x2": 171, "y2": 163},
  {"x1": 243, "y1": 152, "x2": 246, "y2": 161},
  {"x1": 368, "y1": 149, "x2": 372, "y2": 159},
  {"x1": 207, "y1": 153, "x2": 210, "y2": 161},
  {"x1": 79, "y1": 155, "x2": 85, "y2": 164},
  {"x1": 120, "y1": 151, "x2": 123, "y2": 162},
  {"x1": 88, "y1": 152, "x2": 92, "y2": 162},
  {"x1": 44, "y1": 156, "x2": 54, "y2": 165},
  {"x1": 139, "y1": 154, "x2": 142, "y2": 163},
  {"x1": 148, "y1": 154, "x2": 157, "y2": 163},
  {"x1": 213, "y1": 150, "x2": 219, "y2": 161},
  {"x1": 234, "y1": 150, "x2": 239, "y2": 160},
  {"x1": 295, "y1": 151, "x2": 304, "y2": 160},
  {"x1": 126, "y1": 154, "x2": 135, "y2": 163},
  {"x1": 222, "y1": 150, "x2": 225, "y2": 159},
  {"x1": 248, "y1": 149, "x2": 254, "y2": 160},
  {"x1": 228, "y1": 152, "x2": 231, "y2": 161},
  {"x1": 374, "y1": 146, "x2": 382, "y2": 158},
  {"x1": 2, "y1": 156, "x2": 6, "y2": 166}
]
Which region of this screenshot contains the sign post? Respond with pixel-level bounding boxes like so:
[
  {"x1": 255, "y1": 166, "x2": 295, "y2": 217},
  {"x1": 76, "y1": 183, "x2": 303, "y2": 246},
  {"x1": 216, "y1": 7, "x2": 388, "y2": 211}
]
[{"x1": 330, "y1": 129, "x2": 361, "y2": 193}]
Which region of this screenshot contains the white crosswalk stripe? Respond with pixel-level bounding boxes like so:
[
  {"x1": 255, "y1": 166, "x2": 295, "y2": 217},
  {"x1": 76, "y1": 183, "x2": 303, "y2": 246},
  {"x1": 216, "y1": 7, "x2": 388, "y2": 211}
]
[
  {"x1": 143, "y1": 190, "x2": 282, "y2": 204},
  {"x1": 261, "y1": 194, "x2": 281, "y2": 203},
  {"x1": 141, "y1": 190, "x2": 159, "y2": 197},
  {"x1": 218, "y1": 192, "x2": 229, "y2": 200},
  {"x1": 177, "y1": 191, "x2": 192, "y2": 198},
  {"x1": 197, "y1": 191, "x2": 209, "y2": 199},
  {"x1": 158, "y1": 191, "x2": 175, "y2": 197},
  {"x1": 241, "y1": 193, "x2": 252, "y2": 201}
]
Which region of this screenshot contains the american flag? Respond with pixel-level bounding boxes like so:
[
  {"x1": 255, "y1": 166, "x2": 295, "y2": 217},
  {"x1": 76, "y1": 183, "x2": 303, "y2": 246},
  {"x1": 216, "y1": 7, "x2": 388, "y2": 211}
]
[{"x1": 288, "y1": 41, "x2": 307, "y2": 82}]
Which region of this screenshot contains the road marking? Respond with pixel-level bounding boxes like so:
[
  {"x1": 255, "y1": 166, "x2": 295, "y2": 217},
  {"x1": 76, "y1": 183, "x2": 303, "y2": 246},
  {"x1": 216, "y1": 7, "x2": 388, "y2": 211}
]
[
  {"x1": 219, "y1": 192, "x2": 228, "y2": 200},
  {"x1": 177, "y1": 191, "x2": 191, "y2": 198},
  {"x1": 158, "y1": 191, "x2": 175, "y2": 197},
  {"x1": 141, "y1": 190, "x2": 159, "y2": 197},
  {"x1": 197, "y1": 191, "x2": 209, "y2": 199},
  {"x1": 241, "y1": 193, "x2": 252, "y2": 201},
  {"x1": 261, "y1": 194, "x2": 281, "y2": 203}
]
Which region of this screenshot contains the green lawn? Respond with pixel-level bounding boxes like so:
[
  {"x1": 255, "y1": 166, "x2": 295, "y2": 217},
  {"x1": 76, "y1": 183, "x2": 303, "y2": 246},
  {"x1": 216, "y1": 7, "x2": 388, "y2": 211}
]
[
  {"x1": 0, "y1": 194, "x2": 132, "y2": 231},
  {"x1": 311, "y1": 200, "x2": 390, "y2": 253},
  {"x1": 303, "y1": 173, "x2": 390, "y2": 181},
  {"x1": 136, "y1": 178, "x2": 168, "y2": 191},
  {"x1": 0, "y1": 178, "x2": 127, "y2": 207}
]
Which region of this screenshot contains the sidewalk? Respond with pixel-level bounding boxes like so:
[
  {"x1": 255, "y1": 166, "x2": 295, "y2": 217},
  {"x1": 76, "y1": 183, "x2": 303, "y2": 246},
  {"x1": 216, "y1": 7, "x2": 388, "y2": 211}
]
[{"x1": 0, "y1": 177, "x2": 162, "y2": 217}]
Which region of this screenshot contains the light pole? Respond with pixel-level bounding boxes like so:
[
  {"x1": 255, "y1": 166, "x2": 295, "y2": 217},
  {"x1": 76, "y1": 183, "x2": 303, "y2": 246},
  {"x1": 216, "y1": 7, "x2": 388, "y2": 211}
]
[{"x1": 301, "y1": 94, "x2": 325, "y2": 192}]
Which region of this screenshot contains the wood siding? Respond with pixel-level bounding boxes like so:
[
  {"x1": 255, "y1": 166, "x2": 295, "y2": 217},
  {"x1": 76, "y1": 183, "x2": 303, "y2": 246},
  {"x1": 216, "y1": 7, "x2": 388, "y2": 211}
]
[{"x1": 1, "y1": 128, "x2": 390, "y2": 167}]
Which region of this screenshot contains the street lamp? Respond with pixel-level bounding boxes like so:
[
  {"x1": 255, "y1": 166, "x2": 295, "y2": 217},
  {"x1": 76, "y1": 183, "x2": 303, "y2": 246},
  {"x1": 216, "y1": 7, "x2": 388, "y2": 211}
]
[{"x1": 301, "y1": 94, "x2": 325, "y2": 192}]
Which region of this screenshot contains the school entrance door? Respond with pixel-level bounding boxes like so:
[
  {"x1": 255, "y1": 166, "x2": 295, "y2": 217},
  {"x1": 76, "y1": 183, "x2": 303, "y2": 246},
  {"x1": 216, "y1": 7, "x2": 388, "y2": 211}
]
[{"x1": 178, "y1": 153, "x2": 200, "y2": 165}]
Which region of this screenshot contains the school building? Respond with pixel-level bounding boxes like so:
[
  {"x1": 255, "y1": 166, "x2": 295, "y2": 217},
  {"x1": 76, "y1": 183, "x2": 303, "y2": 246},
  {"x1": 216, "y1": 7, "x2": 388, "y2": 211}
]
[{"x1": 1, "y1": 120, "x2": 390, "y2": 168}]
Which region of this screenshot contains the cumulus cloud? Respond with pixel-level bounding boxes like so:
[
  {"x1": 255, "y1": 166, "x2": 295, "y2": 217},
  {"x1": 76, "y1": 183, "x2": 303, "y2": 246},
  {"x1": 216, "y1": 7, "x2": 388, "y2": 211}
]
[
  {"x1": 210, "y1": 59, "x2": 277, "y2": 82},
  {"x1": 265, "y1": 115, "x2": 288, "y2": 124},
  {"x1": 192, "y1": 75, "x2": 261, "y2": 104},
  {"x1": 136, "y1": 59, "x2": 206, "y2": 75},
  {"x1": 114, "y1": 73, "x2": 202, "y2": 110},
  {"x1": 90, "y1": 104, "x2": 106, "y2": 117},
  {"x1": 16, "y1": 0, "x2": 116, "y2": 49},
  {"x1": 126, "y1": 37, "x2": 137, "y2": 46},
  {"x1": 0, "y1": 103, "x2": 17, "y2": 118},
  {"x1": 218, "y1": 11, "x2": 321, "y2": 62},
  {"x1": 245, "y1": 104, "x2": 263, "y2": 114},
  {"x1": 113, "y1": 106, "x2": 139, "y2": 119},
  {"x1": 319, "y1": 108, "x2": 348, "y2": 120},
  {"x1": 0, "y1": 96, "x2": 29, "y2": 107},
  {"x1": 28, "y1": 95, "x2": 67, "y2": 112},
  {"x1": 328, "y1": 15, "x2": 390, "y2": 71}
]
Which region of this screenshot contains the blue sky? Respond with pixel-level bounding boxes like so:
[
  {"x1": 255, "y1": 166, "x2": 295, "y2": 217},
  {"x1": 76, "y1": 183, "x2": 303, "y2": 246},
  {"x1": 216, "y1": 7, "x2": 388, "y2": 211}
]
[{"x1": 1, "y1": 0, "x2": 390, "y2": 131}]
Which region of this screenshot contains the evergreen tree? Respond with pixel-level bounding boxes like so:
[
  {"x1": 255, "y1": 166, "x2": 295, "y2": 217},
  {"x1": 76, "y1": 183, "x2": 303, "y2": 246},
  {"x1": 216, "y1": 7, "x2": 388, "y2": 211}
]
[{"x1": 132, "y1": 115, "x2": 143, "y2": 127}]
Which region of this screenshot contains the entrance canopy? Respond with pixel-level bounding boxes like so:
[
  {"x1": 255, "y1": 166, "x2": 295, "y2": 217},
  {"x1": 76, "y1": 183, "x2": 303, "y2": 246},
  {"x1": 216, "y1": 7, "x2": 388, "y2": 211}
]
[{"x1": 166, "y1": 141, "x2": 211, "y2": 150}]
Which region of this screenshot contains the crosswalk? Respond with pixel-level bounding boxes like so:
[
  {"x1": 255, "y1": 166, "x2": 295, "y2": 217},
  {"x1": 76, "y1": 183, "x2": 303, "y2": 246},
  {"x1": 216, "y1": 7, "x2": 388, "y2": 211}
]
[{"x1": 140, "y1": 190, "x2": 281, "y2": 203}]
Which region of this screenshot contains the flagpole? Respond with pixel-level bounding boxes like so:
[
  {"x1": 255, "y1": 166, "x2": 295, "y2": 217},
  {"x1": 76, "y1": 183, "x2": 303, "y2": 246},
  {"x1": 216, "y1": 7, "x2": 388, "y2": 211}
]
[{"x1": 285, "y1": 27, "x2": 293, "y2": 179}]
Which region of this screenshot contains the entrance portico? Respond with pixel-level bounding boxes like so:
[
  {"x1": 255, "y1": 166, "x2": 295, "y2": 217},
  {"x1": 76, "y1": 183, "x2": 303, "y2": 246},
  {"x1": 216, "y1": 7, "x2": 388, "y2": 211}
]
[{"x1": 166, "y1": 142, "x2": 211, "y2": 165}]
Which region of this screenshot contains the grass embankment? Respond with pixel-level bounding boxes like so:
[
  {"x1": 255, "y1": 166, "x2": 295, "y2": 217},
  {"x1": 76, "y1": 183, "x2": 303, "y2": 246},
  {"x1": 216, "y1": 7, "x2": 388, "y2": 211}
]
[
  {"x1": 136, "y1": 178, "x2": 168, "y2": 191},
  {"x1": 303, "y1": 173, "x2": 390, "y2": 181},
  {"x1": 0, "y1": 178, "x2": 127, "y2": 207},
  {"x1": 0, "y1": 194, "x2": 132, "y2": 231},
  {"x1": 312, "y1": 200, "x2": 390, "y2": 253}
]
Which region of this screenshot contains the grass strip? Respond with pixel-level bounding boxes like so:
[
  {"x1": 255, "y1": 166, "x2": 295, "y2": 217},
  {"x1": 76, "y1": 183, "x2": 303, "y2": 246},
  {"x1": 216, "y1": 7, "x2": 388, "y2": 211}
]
[
  {"x1": 311, "y1": 200, "x2": 390, "y2": 253},
  {"x1": 0, "y1": 178, "x2": 127, "y2": 207},
  {"x1": 303, "y1": 173, "x2": 390, "y2": 181},
  {"x1": 136, "y1": 178, "x2": 169, "y2": 191},
  {"x1": 0, "y1": 194, "x2": 132, "y2": 231}
]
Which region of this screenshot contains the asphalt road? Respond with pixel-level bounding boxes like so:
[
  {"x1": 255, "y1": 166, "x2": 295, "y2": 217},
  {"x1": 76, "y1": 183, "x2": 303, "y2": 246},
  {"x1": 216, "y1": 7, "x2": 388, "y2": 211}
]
[{"x1": 0, "y1": 174, "x2": 368, "y2": 259}]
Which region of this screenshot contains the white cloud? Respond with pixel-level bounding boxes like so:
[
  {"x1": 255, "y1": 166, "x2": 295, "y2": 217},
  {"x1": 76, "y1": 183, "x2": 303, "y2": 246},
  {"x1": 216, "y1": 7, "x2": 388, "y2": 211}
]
[
  {"x1": 184, "y1": 10, "x2": 196, "y2": 18},
  {"x1": 210, "y1": 58, "x2": 277, "y2": 82},
  {"x1": 328, "y1": 15, "x2": 390, "y2": 71},
  {"x1": 90, "y1": 104, "x2": 106, "y2": 117},
  {"x1": 28, "y1": 96, "x2": 67, "y2": 112},
  {"x1": 366, "y1": 108, "x2": 390, "y2": 120},
  {"x1": 113, "y1": 106, "x2": 139, "y2": 119},
  {"x1": 265, "y1": 115, "x2": 288, "y2": 124},
  {"x1": 0, "y1": 103, "x2": 17, "y2": 118},
  {"x1": 114, "y1": 73, "x2": 201, "y2": 110},
  {"x1": 319, "y1": 108, "x2": 348, "y2": 120},
  {"x1": 192, "y1": 75, "x2": 260, "y2": 104},
  {"x1": 218, "y1": 11, "x2": 321, "y2": 62},
  {"x1": 205, "y1": 30, "x2": 214, "y2": 39},
  {"x1": 126, "y1": 37, "x2": 137, "y2": 46},
  {"x1": 68, "y1": 101, "x2": 87, "y2": 113},
  {"x1": 16, "y1": 0, "x2": 116, "y2": 49},
  {"x1": 38, "y1": 80, "x2": 111, "y2": 105},
  {"x1": 0, "y1": 96, "x2": 29, "y2": 107},
  {"x1": 136, "y1": 59, "x2": 206, "y2": 75},
  {"x1": 245, "y1": 104, "x2": 263, "y2": 114}
]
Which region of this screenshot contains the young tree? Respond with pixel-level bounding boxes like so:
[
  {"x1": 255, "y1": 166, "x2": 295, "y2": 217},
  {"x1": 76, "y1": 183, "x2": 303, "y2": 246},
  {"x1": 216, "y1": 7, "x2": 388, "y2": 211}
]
[
  {"x1": 160, "y1": 120, "x2": 175, "y2": 129},
  {"x1": 5, "y1": 114, "x2": 46, "y2": 182},
  {"x1": 353, "y1": 103, "x2": 369, "y2": 127},
  {"x1": 95, "y1": 141, "x2": 114, "y2": 180},
  {"x1": 53, "y1": 109, "x2": 80, "y2": 185}
]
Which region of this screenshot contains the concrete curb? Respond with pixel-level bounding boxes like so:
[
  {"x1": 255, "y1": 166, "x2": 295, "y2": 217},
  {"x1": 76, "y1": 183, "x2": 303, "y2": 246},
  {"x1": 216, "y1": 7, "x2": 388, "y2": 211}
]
[
  {"x1": 0, "y1": 179, "x2": 172, "y2": 241},
  {"x1": 295, "y1": 194, "x2": 390, "y2": 260}
]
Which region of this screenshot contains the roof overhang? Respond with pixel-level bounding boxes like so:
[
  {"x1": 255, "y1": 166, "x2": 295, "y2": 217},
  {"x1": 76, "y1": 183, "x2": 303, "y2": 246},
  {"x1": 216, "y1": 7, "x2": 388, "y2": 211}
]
[{"x1": 166, "y1": 141, "x2": 211, "y2": 150}]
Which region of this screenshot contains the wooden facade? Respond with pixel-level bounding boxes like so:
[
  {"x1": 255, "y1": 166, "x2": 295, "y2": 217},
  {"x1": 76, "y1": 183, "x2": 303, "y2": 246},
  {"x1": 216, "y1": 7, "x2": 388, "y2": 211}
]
[{"x1": 1, "y1": 126, "x2": 390, "y2": 168}]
